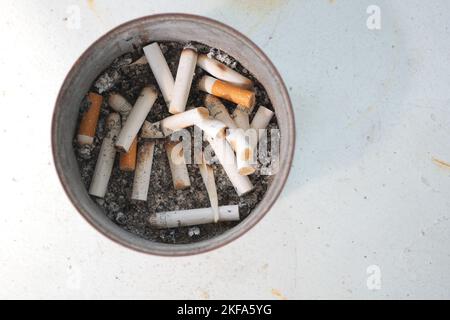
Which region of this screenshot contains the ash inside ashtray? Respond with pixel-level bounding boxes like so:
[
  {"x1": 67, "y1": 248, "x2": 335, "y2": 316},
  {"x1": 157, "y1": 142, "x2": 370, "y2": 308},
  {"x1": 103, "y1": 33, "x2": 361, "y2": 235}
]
[{"x1": 73, "y1": 41, "x2": 279, "y2": 244}]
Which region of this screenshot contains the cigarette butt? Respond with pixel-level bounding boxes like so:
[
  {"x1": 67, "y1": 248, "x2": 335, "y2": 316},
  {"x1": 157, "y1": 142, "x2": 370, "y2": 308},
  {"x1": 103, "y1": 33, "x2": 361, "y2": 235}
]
[
  {"x1": 205, "y1": 95, "x2": 255, "y2": 175},
  {"x1": 165, "y1": 141, "x2": 191, "y2": 190},
  {"x1": 115, "y1": 86, "x2": 157, "y2": 153},
  {"x1": 251, "y1": 106, "x2": 274, "y2": 140},
  {"x1": 195, "y1": 118, "x2": 227, "y2": 139},
  {"x1": 119, "y1": 137, "x2": 137, "y2": 171},
  {"x1": 197, "y1": 54, "x2": 253, "y2": 89},
  {"x1": 108, "y1": 93, "x2": 132, "y2": 116},
  {"x1": 198, "y1": 75, "x2": 255, "y2": 109},
  {"x1": 196, "y1": 152, "x2": 219, "y2": 223},
  {"x1": 148, "y1": 205, "x2": 240, "y2": 229},
  {"x1": 204, "y1": 94, "x2": 237, "y2": 129},
  {"x1": 141, "y1": 107, "x2": 209, "y2": 138},
  {"x1": 141, "y1": 120, "x2": 165, "y2": 139},
  {"x1": 232, "y1": 106, "x2": 250, "y2": 130},
  {"x1": 78, "y1": 92, "x2": 103, "y2": 145},
  {"x1": 131, "y1": 141, "x2": 155, "y2": 201},
  {"x1": 160, "y1": 107, "x2": 211, "y2": 137},
  {"x1": 169, "y1": 47, "x2": 198, "y2": 114},
  {"x1": 206, "y1": 135, "x2": 253, "y2": 196},
  {"x1": 89, "y1": 113, "x2": 121, "y2": 198},
  {"x1": 129, "y1": 55, "x2": 148, "y2": 66},
  {"x1": 143, "y1": 42, "x2": 174, "y2": 105}
]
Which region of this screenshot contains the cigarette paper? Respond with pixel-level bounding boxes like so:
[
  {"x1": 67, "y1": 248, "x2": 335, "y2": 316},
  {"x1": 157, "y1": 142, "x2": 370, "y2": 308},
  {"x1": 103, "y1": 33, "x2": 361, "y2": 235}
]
[
  {"x1": 206, "y1": 135, "x2": 253, "y2": 196},
  {"x1": 115, "y1": 86, "x2": 157, "y2": 152},
  {"x1": 232, "y1": 106, "x2": 250, "y2": 130},
  {"x1": 148, "y1": 205, "x2": 239, "y2": 229},
  {"x1": 78, "y1": 92, "x2": 103, "y2": 145},
  {"x1": 141, "y1": 107, "x2": 209, "y2": 138},
  {"x1": 108, "y1": 93, "x2": 132, "y2": 116},
  {"x1": 205, "y1": 95, "x2": 255, "y2": 175},
  {"x1": 169, "y1": 47, "x2": 198, "y2": 114},
  {"x1": 131, "y1": 141, "x2": 155, "y2": 201},
  {"x1": 197, "y1": 54, "x2": 253, "y2": 89},
  {"x1": 143, "y1": 42, "x2": 174, "y2": 104},
  {"x1": 165, "y1": 141, "x2": 191, "y2": 190},
  {"x1": 198, "y1": 75, "x2": 255, "y2": 109},
  {"x1": 119, "y1": 137, "x2": 137, "y2": 171},
  {"x1": 251, "y1": 106, "x2": 274, "y2": 140},
  {"x1": 195, "y1": 118, "x2": 227, "y2": 139},
  {"x1": 89, "y1": 113, "x2": 121, "y2": 198},
  {"x1": 196, "y1": 152, "x2": 219, "y2": 223}
]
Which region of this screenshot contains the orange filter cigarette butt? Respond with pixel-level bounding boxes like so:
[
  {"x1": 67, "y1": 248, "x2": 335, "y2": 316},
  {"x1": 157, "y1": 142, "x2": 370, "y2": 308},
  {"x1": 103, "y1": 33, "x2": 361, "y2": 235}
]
[
  {"x1": 119, "y1": 137, "x2": 137, "y2": 171},
  {"x1": 198, "y1": 76, "x2": 255, "y2": 109},
  {"x1": 78, "y1": 92, "x2": 103, "y2": 145}
]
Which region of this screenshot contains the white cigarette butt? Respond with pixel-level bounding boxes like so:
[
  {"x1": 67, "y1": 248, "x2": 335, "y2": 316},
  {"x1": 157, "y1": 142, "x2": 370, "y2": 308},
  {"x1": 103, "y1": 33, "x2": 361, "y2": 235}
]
[
  {"x1": 165, "y1": 141, "x2": 191, "y2": 190},
  {"x1": 115, "y1": 86, "x2": 157, "y2": 152},
  {"x1": 89, "y1": 113, "x2": 121, "y2": 198},
  {"x1": 148, "y1": 205, "x2": 240, "y2": 228},
  {"x1": 131, "y1": 142, "x2": 155, "y2": 201},
  {"x1": 195, "y1": 118, "x2": 227, "y2": 139},
  {"x1": 196, "y1": 152, "x2": 219, "y2": 223},
  {"x1": 169, "y1": 47, "x2": 198, "y2": 114},
  {"x1": 206, "y1": 135, "x2": 253, "y2": 196},
  {"x1": 197, "y1": 54, "x2": 253, "y2": 89},
  {"x1": 141, "y1": 107, "x2": 209, "y2": 138},
  {"x1": 251, "y1": 106, "x2": 274, "y2": 140},
  {"x1": 108, "y1": 93, "x2": 132, "y2": 116},
  {"x1": 143, "y1": 42, "x2": 174, "y2": 105}
]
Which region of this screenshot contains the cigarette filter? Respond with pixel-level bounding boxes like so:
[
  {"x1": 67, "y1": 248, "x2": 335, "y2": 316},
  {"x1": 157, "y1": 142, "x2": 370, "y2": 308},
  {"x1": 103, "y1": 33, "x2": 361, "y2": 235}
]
[{"x1": 77, "y1": 92, "x2": 103, "y2": 145}]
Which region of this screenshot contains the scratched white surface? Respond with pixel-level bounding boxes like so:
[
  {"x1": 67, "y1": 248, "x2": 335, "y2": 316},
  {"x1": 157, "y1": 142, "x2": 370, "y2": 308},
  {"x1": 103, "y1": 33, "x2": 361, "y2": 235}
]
[{"x1": 0, "y1": 0, "x2": 449, "y2": 299}]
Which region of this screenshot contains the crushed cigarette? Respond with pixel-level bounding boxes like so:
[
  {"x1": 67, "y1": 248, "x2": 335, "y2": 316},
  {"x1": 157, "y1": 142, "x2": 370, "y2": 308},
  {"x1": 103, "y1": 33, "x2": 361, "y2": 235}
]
[
  {"x1": 115, "y1": 86, "x2": 157, "y2": 152},
  {"x1": 198, "y1": 75, "x2": 255, "y2": 109},
  {"x1": 165, "y1": 141, "x2": 191, "y2": 190},
  {"x1": 148, "y1": 205, "x2": 240, "y2": 229},
  {"x1": 77, "y1": 92, "x2": 103, "y2": 145},
  {"x1": 169, "y1": 47, "x2": 198, "y2": 114},
  {"x1": 206, "y1": 135, "x2": 254, "y2": 196},
  {"x1": 197, "y1": 54, "x2": 253, "y2": 89},
  {"x1": 141, "y1": 107, "x2": 209, "y2": 138},
  {"x1": 131, "y1": 141, "x2": 155, "y2": 201},
  {"x1": 196, "y1": 152, "x2": 219, "y2": 223},
  {"x1": 143, "y1": 42, "x2": 174, "y2": 105},
  {"x1": 88, "y1": 113, "x2": 121, "y2": 198}
]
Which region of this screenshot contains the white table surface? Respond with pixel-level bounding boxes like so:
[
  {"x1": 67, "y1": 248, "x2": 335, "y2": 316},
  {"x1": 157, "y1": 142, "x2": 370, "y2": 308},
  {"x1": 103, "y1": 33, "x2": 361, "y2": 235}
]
[{"x1": 1, "y1": 0, "x2": 449, "y2": 299}]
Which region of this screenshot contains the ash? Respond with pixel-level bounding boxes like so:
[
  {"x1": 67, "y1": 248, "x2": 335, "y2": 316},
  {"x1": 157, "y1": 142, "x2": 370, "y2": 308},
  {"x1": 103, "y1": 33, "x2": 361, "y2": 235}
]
[{"x1": 73, "y1": 41, "x2": 278, "y2": 244}]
